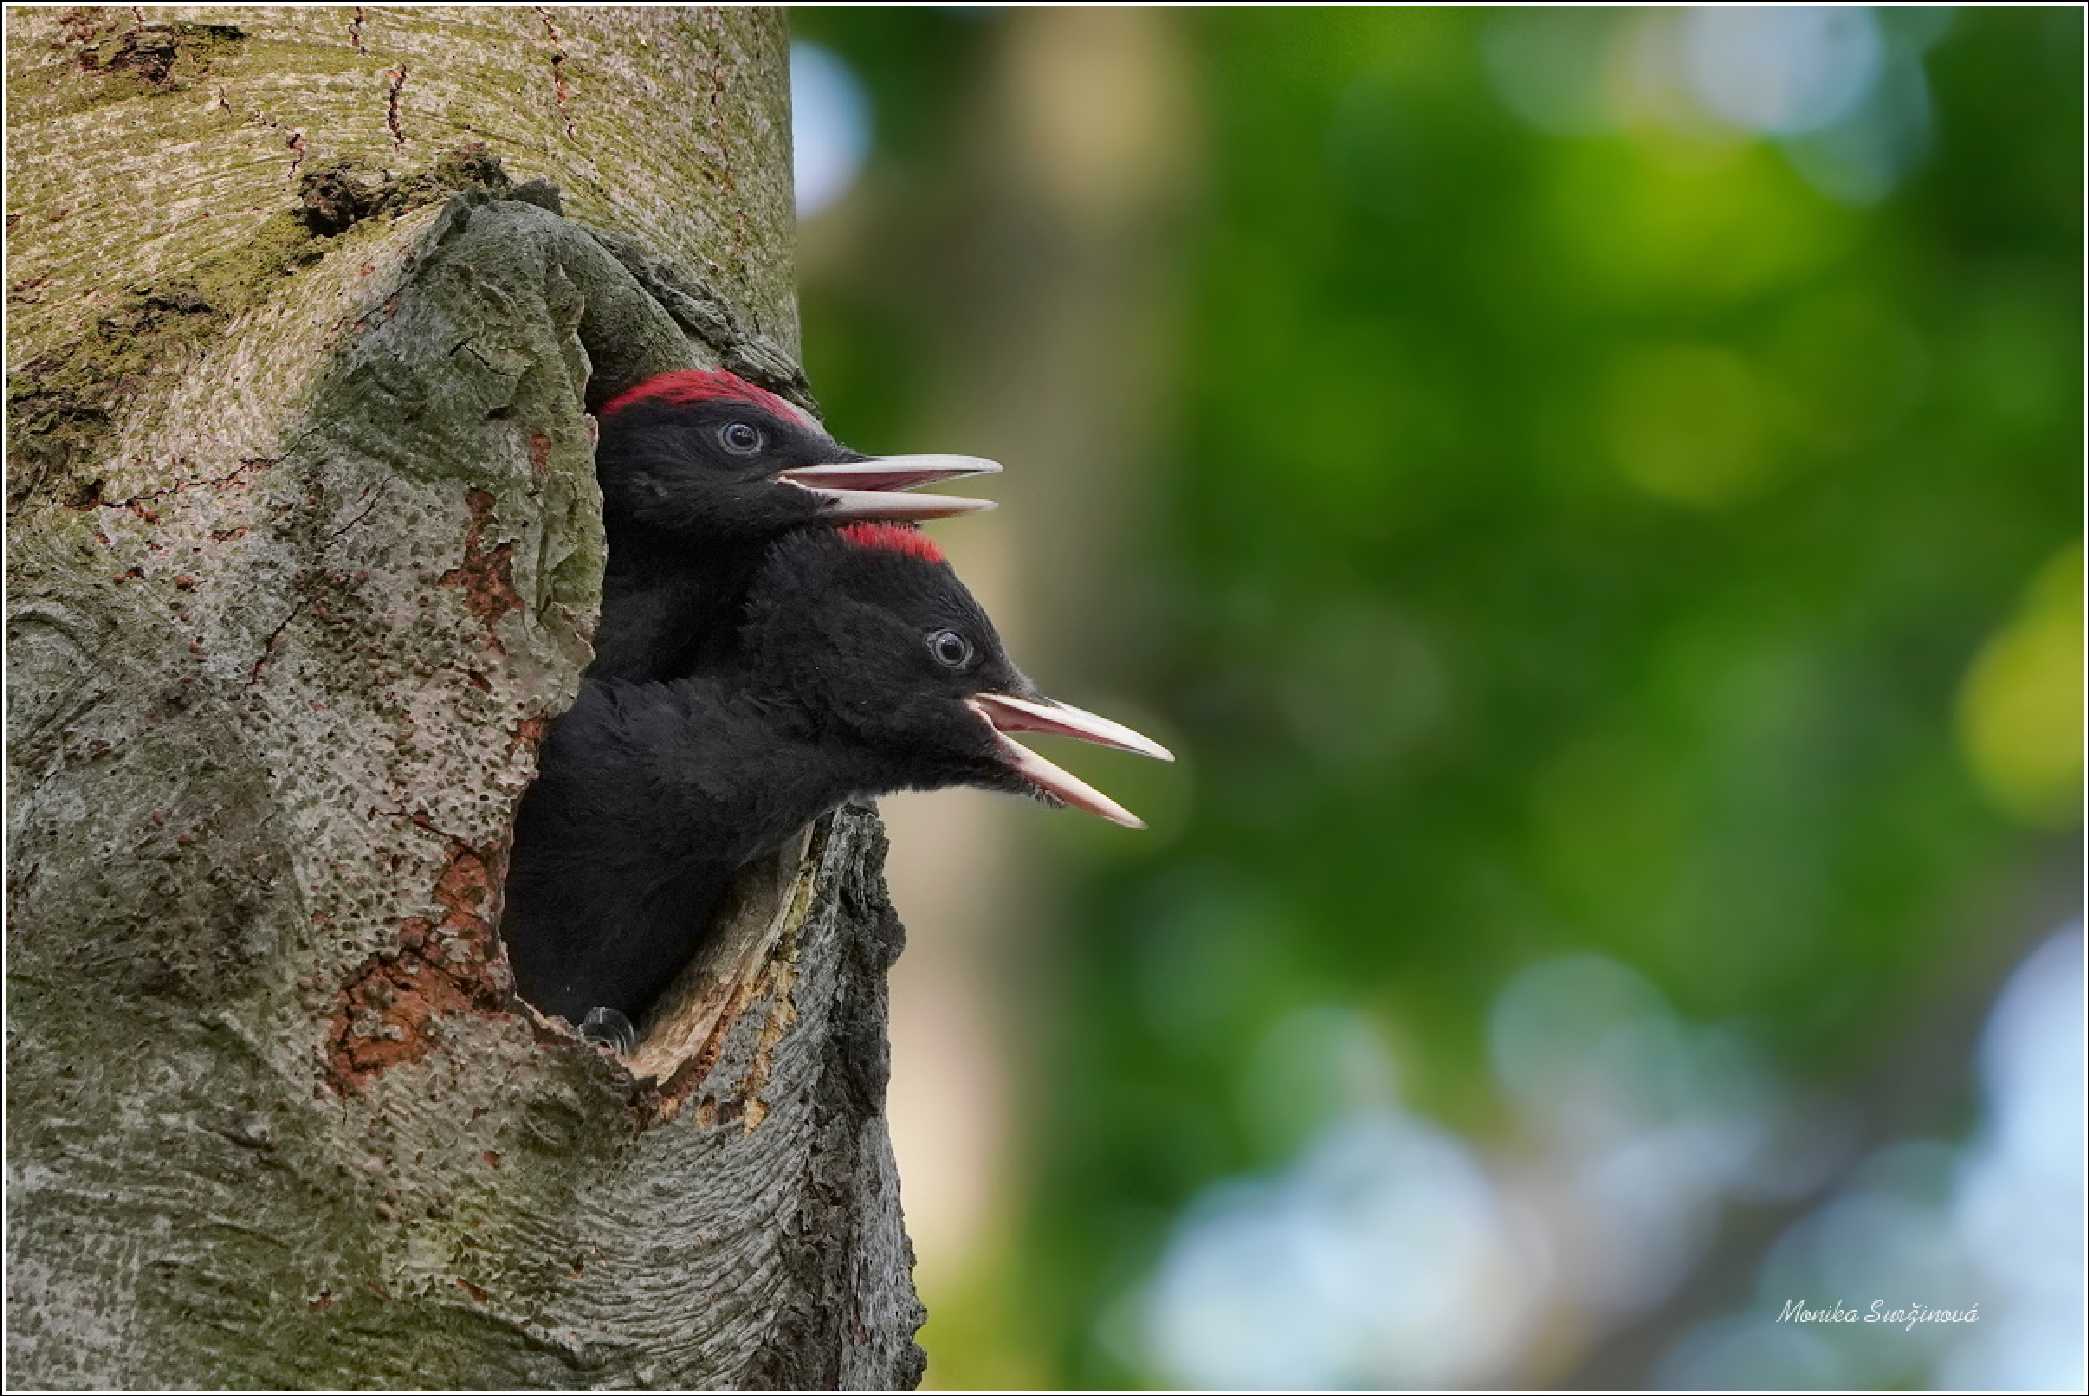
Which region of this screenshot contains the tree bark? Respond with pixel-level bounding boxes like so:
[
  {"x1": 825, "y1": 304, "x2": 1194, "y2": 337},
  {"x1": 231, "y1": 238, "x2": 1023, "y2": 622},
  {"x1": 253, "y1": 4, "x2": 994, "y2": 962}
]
[{"x1": 5, "y1": 7, "x2": 925, "y2": 1387}]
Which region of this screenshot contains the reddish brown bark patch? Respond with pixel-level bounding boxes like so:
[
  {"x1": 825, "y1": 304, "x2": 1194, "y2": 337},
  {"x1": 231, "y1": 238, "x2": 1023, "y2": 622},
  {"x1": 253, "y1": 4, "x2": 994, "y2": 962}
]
[
  {"x1": 324, "y1": 840, "x2": 513, "y2": 1091},
  {"x1": 438, "y1": 488, "x2": 521, "y2": 649},
  {"x1": 507, "y1": 713, "x2": 549, "y2": 759}
]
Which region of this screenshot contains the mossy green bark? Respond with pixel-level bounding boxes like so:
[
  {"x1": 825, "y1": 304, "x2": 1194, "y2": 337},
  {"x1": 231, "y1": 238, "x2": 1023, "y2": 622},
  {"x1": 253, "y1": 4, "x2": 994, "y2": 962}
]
[
  {"x1": 7, "y1": 5, "x2": 798, "y2": 509},
  {"x1": 6, "y1": 8, "x2": 923, "y2": 1389}
]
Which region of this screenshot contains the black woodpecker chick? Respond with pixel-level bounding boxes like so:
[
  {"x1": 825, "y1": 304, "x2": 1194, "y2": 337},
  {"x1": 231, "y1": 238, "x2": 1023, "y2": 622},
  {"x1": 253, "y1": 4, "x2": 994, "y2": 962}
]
[
  {"x1": 588, "y1": 370, "x2": 999, "y2": 682},
  {"x1": 503, "y1": 521, "x2": 1171, "y2": 1033}
]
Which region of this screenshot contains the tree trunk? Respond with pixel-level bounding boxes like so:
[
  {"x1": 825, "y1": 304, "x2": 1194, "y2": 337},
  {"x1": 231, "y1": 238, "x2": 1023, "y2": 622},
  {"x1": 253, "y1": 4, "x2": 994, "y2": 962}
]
[{"x1": 5, "y1": 7, "x2": 925, "y2": 1387}]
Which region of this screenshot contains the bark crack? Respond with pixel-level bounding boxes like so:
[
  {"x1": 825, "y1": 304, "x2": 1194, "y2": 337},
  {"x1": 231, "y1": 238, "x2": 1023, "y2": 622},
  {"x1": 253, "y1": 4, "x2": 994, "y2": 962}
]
[
  {"x1": 246, "y1": 595, "x2": 312, "y2": 687},
  {"x1": 326, "y1": 478, "x2": 392, "y2": 541},
  {"x1": 536, "y1": 8, "x2": 577, "y2": 141},
  {"x1": 212, "y1": 83, "x2": 306, "y2": 181},
  {"x1": 385, "y1": 63, "x2": 409, "y2": 147},
  {"x1": 68, "y1": 457, "x2": 277, "y2": 518},
  {"x1": 375, "y1": 805, "x2": 475, "y2": 849}
]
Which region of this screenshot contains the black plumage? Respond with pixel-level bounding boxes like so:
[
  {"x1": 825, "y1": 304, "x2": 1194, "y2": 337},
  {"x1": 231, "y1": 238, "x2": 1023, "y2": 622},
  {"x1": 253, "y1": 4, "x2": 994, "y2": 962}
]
[
  {"x1": 502, "y1": 523, "x2": 1170, "y2": 1031},
  {"x1": 588, "y1": 370, "x2": 997, "y2": 682}
]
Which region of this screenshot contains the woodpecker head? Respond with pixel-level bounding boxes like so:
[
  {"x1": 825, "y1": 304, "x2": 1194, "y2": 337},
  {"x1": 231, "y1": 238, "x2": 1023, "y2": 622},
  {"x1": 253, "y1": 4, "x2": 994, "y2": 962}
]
[
  {"x1": 596, "y1": 370, "x2": 998, "y2": 541},
  {"x1": 743, "y1": 523, "x2": 1172, "y2": 827}
]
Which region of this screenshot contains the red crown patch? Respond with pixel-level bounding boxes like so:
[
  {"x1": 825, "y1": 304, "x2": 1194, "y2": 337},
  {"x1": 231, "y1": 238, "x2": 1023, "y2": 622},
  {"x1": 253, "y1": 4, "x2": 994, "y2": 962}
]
[
  {"x1": 837, "y1": 522, "x2": 945, "y2": 564},
  {"x1": 601, "y1": 370, "x2": 814, "y2": 428}
]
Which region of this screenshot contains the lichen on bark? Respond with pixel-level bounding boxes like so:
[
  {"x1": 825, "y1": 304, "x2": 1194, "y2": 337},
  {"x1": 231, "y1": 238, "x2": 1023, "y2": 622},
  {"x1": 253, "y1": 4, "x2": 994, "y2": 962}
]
[{"x1": 7, "y1": 8, "x2": 923, "y2": 1388}]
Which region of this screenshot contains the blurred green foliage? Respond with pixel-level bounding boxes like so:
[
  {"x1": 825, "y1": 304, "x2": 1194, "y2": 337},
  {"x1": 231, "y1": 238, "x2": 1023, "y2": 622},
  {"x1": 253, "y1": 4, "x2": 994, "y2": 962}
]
[{"x1": 793, "y1": 7, "x2": 2081, "y2": 1387}]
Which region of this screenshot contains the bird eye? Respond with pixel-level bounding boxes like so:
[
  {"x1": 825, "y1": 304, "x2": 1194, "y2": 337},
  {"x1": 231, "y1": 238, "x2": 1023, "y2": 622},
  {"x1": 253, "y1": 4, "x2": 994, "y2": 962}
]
[
  {"x1": 718, "y1": 421, "x2": 764, "y2": 455},
  {"x1": 926, "y1": 629, "x2": 974, "y2": 670}
]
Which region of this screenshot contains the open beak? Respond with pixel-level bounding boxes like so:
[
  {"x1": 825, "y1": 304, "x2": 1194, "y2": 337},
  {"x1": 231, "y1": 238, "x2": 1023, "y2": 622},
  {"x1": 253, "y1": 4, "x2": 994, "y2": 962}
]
[
  {"x1": 965, "y1": 691, "x2": 1174, "y2": 830},
  {"x1": 777, "y1": 455, "x2": 1001, "y2": 521}
]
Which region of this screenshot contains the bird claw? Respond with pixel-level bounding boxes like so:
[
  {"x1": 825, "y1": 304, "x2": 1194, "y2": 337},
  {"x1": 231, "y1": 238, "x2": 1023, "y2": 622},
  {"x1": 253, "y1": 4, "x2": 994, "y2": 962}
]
[{"x1": 578, "y1": 1006, "x2": 636, "y2": 1055}]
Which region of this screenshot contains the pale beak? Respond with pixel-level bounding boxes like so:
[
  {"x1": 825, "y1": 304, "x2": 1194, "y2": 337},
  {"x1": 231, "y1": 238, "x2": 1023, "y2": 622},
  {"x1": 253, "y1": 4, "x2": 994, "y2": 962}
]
[
  {"x1": 966, "y1": 691, "x2": 1174, "y2": 830},
  {"x1": 777, "y1": 455, "x2": 1001, "y2": 521}
]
